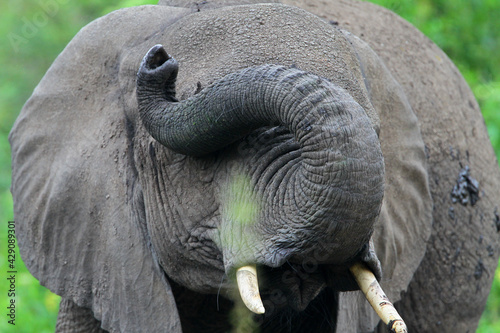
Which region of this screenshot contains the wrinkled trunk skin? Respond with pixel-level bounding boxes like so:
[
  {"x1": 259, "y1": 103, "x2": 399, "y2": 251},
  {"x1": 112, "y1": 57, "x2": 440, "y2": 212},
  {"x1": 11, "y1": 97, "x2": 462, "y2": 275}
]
[
  {"x1": 56, "y1": 299, "x2": 107, "y2": 333},
  {"x1": 136, "y1": 45, "x2": 384, "y2": 285}
]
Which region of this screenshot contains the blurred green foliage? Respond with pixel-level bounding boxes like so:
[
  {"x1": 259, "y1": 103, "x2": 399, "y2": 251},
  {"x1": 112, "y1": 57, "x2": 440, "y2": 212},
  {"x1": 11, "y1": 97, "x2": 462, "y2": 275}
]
[{"x1": 0, "y1": 0, "x2": 498, "y2": 332}]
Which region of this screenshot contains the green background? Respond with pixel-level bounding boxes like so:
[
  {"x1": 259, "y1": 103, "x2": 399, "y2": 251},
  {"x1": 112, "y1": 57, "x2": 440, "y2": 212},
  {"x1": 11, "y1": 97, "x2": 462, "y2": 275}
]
[{"x1": 1, "y1": 0, "x2": 499, "y2": 332}]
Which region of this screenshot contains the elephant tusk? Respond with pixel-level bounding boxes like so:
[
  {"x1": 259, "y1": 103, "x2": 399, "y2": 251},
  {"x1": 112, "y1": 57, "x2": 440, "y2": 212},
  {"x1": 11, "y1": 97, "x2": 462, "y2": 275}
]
[
  {"x1": 236, "y1": 265, "x2": 265, "y2": 314},
  {"x1": 350, "y1": 262, "x2": 408, "y2": 333}
]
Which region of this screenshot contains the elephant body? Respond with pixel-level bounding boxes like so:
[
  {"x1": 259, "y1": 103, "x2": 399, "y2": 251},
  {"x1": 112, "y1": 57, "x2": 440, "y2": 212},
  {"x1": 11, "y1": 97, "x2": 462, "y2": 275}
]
[{"x1": 10, "y1": 1, "x2": 500, "y2": 332}]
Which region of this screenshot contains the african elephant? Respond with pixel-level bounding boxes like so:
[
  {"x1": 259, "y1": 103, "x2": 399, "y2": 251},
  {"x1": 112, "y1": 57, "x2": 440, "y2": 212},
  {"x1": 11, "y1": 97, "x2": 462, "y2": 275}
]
[{"x1": 10, "y1": 0, "x2": 500, "y2": 332}]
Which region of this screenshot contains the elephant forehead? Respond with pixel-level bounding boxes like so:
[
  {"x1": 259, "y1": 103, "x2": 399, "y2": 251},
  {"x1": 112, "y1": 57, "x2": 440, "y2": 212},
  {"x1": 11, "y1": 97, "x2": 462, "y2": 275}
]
[{"x1": 157, "y1": 3, "x2": 377, "y2": 125}]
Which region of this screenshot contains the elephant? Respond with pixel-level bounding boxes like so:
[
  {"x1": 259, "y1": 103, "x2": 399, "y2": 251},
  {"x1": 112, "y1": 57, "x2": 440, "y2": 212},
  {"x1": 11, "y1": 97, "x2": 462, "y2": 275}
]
[{"x1": 9, "y1": 0, "x2": 500, "y2": 332}]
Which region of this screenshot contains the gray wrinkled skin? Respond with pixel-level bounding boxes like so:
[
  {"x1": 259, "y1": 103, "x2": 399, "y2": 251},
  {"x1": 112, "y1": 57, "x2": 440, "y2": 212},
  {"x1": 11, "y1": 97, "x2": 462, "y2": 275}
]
[
  {"x1": 136, "y1": 47, "x2": 385, "y2": 274},
  {"x1": 9, "y1": 1, "x2": 500, "y2": 332}
]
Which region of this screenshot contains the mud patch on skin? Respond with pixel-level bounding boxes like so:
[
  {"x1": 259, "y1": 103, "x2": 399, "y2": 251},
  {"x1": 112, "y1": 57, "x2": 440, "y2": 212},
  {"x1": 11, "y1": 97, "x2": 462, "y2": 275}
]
[
  {"x1": 451, "y1": 165, "x2": 480, "y2": 206},
  {"x1": 474, "y1": 258, "x2": 486, "y2": 280},
  {"x1": 448, "y1": 206, "x2": 455, "y2": 220}
]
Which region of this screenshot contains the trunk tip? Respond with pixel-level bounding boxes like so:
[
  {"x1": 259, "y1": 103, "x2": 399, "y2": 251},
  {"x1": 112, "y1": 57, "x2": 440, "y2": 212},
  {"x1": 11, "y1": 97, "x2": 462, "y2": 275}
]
[{"x1": 144, "y1": 44, "x2": 171, "y2": 70}]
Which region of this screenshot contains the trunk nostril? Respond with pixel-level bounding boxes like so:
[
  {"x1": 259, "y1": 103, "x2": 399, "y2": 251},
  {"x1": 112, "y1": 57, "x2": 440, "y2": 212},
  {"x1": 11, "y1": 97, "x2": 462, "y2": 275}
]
[{"x1": 146, "y1": 44, "x2": 170, "y2": 69}]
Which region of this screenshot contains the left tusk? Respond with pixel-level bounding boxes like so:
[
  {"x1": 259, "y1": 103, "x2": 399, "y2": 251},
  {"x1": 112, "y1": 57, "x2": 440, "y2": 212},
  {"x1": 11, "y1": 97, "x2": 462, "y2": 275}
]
[
  {"x1": 350, "y1": 262, "x2": 408, "y2": 333},
  {"x1": 236, "y1": 265, "x2": 265, "y2": 314}
]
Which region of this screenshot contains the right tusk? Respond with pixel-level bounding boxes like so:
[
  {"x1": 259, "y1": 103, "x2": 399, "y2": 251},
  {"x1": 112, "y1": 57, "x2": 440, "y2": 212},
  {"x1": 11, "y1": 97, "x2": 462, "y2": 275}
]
[
  {"x1": 350, "y1": 262, "x2": 408, "y2": 333},
  {"x1": 236, "y1": 265, "x2": 265, "y2": 314}
]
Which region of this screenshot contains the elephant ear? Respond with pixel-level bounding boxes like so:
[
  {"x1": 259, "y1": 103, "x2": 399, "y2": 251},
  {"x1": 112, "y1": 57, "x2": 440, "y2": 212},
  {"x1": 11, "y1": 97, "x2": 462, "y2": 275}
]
[
  {"x1": 333, "y1": 31, "x2": 433, "y2": 331},
  {"x1": 9, "y1": 5, "x2": 191, "y2": 332}
]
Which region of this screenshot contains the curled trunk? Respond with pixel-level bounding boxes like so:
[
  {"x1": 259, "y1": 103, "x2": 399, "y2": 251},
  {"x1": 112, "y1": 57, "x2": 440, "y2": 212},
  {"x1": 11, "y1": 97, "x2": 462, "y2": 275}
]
[{"x1": 137, "y1": 44, "x2": 384, "y2": 267}]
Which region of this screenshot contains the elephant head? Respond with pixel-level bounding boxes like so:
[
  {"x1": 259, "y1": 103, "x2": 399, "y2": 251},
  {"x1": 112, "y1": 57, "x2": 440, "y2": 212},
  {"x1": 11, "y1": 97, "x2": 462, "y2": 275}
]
[
  {"x1": 10, "y1": 1, "x2": 500, "y2": 333},
  {"x1": 135, "y1": 42, "x2": 394, "y2": 318},
  {"x1": 137, "y1": 43, "x2": 384, "y2": 274}
]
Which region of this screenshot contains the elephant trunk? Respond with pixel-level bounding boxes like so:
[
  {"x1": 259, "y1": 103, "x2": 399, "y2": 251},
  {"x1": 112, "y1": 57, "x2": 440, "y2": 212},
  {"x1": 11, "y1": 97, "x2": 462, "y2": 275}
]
[{"x1": 136, "y1": 44, "x2": 384, "y2": 265}]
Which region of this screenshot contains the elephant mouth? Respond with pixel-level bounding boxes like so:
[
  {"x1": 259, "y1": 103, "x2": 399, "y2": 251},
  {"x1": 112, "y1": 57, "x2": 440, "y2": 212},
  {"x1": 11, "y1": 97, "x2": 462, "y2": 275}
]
[
  {"x1": 258, "y1": 263, "x2": 328, "y2": 312},
  {"x1": 236, "y1": 262, "x2": 408, "y2": 332}
]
